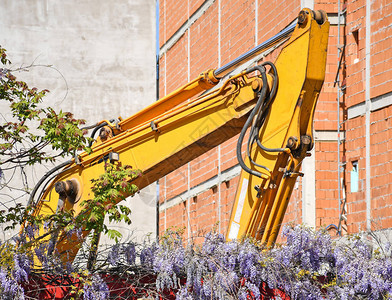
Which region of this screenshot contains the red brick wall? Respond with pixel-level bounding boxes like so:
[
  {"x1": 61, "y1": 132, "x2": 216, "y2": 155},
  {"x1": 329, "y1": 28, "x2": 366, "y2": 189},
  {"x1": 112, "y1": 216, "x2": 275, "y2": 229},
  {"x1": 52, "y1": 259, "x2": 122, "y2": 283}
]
[
  {"x1": 257, "y1": 0, "x2": 300, "y2": 43},
  {"x1": 158, "y1": 0, "x2": 337, "y2": 238},
  {"x1": 315, "y1": 142, "x2": 341, "y2": 227},
  {"x1": 158, "y1": 0, "x2": 392, "y2": 241},
  {"x1": 370, "y1": 0, "x2": 392, "y2": 98},
  {"x1": 159, "y1": 0, "x2": 188, "y2": 47},
  {"x1": 345, "y1": 115, "x2": 366, "y2": 232},
  {"x1": 189, "y1": 2, "x2": 220, "y2": 83},
  {"x1": 343, "y1": 0, "x2": 392, "y2": 234},
  {"x1": 281, "y1": 178, "x2": 303, "y2": 226},
  {"x1": 345, "y1": 0, "x2": 366, "y2": 107},
  {"x1": 370, "y1": 107, "x2": 392, "y2": 230},
  {"x1": 314, "y1": 25, "x2": 344, "y2": 131},
  {"x1": 221, "y1": 0, "x2": 256, "y2": 65},
  {"x1": 315, "y1": 0, "x2": 340, "y2": 12},
  {"x1": 165, "y1": 34, "x2": 189, "y2": 93}
]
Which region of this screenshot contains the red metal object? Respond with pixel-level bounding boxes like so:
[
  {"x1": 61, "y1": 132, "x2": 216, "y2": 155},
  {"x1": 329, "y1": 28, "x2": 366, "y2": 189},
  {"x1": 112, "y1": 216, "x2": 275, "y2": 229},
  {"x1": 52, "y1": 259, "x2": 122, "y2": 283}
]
[
  {"x1": 22, "y1": 274, "x2": 81, "y2": 299},
  {"x1": 23, "y1": 273, "x2": 289, "y2": 299}
]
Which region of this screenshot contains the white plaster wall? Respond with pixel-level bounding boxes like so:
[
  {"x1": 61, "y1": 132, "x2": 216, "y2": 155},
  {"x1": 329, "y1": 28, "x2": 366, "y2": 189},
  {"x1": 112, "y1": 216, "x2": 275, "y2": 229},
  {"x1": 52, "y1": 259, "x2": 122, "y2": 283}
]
[{"x1": 0, "y1": 0, "x2": 157, "y2": 244}]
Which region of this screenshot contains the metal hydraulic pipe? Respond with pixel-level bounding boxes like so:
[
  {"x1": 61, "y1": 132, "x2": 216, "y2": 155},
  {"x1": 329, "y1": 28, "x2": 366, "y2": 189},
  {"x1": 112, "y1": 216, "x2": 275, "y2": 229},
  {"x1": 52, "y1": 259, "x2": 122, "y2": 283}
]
[{"x1": 214, "y1": 21, "x2": 297, "y2": 78}]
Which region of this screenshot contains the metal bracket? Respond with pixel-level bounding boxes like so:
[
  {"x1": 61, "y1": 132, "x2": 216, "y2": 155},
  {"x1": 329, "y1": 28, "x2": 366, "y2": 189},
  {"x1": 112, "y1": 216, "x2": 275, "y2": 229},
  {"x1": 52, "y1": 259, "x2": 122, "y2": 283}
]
[{"x1": 150, "y1": 120, "x2": 159, "y2": 132}]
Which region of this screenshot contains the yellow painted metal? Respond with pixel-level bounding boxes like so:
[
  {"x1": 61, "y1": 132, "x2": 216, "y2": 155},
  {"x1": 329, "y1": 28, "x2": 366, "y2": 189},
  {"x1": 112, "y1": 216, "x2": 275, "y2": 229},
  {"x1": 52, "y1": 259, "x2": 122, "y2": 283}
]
[
  {"x1": 226, "y1": 8, "x2": 330, "y2": 245},
  {"x1": 29, "y1": 8, "x2": 329, "y2": 263},
  {"x1": 32, "y1": 67, "x2": 272, "y2": 262},
  {"x1": 115, "y1": 69, "x2": 219, "y2": 133}
]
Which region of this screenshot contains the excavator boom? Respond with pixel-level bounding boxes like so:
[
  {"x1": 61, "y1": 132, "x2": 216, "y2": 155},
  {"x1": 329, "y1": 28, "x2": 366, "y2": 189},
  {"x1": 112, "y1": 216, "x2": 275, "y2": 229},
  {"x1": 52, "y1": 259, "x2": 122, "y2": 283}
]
[{"x1": 28, "y1": 8, "x2": 329, "y2": 263}]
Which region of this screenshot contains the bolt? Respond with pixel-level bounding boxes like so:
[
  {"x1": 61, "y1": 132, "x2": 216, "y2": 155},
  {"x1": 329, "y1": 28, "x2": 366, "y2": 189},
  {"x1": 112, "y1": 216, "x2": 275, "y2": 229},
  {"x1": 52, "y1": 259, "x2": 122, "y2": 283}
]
[
  {"x1": 287, "y1": 136, "x2": 298, "y2": 149},
  {"x1": 252, "y1": 78, "x2": 263, "y2": 92},
  {"x1": 298, "y1": 10, "x2": 307, "y2": 25},
  {"x1": 301, "y1": 135, "x2": 311, "y2": 145},
  {"x1": 313, "y1": 10, "x2": 327, "y2": 25},
  {"x1": 99, "y1": 126, "x2": 112, "y2": 142}
]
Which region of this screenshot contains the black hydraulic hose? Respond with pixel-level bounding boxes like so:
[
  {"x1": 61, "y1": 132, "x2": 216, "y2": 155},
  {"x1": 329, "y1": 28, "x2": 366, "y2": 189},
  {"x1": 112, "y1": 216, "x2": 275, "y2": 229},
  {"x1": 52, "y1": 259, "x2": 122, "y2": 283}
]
[
  {"x1": 255, "y1": 135, "x2": 287, "y2": 153},
  {"x1": 29, "y1": 120, "x2": 119, "y2": 208},
  {"x1": 253, "y1": 61, "x2": 278, "y2": 127},
  {"x1": 28, "y1": 160, "x2": 72, "y2": 207},
  {"x1": 29, "y1": 119, "x2": 117, "y2": 207},
  {"x1": 247, "y1": 118, "x2": 271, "y2": 172},
  {"x1": 243, "y1": 62, "x2": 279, "y2": 173},
  {"x1": 248, "y1": 146, "x2": 270, "y2": 171},
  {"x1": 35, "y1": 165, "x2": 74, "y2": 207},
  {"x1": 239, "y1": 61, "x2": 288, "y2": 177},
  {"x1": 88, "y1": 122, "x2": 108, "y2": 147},
  {"x1": 81, "y1": 123, "x2": 100, "y2": 130},
  {"x1": 236, "y1": 65, "x2": 269, "y2": 178},
  {"x1": 251, "y1": 61, "x2": 286, "y2": 155}
]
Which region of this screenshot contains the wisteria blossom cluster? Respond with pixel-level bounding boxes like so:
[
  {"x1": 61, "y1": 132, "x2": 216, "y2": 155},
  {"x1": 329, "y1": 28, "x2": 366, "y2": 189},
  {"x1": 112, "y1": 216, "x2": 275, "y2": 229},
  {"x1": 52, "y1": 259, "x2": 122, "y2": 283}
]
[
  {"x1": 0, "y1": 251, "x2": 30, "y2": 300},
  {"x1": 83, "y1": 275, "x2": 109, "y2": 300},
  {"x1": 2, "y1": 225, "x2": 392, "y2": 299},
  {"x1": 0, "y1": 267, "x2": 25, "y2": 299},
  {"x1": 137, "y1": 226, "x2": 392, "y2": 300}
]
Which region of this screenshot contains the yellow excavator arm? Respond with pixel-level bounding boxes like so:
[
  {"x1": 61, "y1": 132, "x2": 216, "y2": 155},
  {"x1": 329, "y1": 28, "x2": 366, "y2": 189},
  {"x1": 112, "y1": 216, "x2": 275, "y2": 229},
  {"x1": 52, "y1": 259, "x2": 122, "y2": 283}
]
[
  {"x1": 28, "y1": 8, "x2": 329, "y2": 263},
  {"x1": 227, "y1": 9, "x2": 330, "y2": 246}
]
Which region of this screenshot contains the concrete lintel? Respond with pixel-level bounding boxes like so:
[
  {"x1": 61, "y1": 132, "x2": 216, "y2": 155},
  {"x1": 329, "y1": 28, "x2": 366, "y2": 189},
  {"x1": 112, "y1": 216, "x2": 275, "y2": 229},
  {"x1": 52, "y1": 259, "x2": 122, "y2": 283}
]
[
  {"x1": 327, "y1": 12, "x2": 346, "y2": 26},
  {"x1": 314, "y1": 130, "x2": 345, "y2": 142},
  {"x1": 347, "y1": 91, "x2": 392, "y2": 120},
  {"x1": 348, "y1": 101, "x2": 366, "y2": 119},
  {"x1": 372, "y1": 90, "x2": 392, "y2": 112}
]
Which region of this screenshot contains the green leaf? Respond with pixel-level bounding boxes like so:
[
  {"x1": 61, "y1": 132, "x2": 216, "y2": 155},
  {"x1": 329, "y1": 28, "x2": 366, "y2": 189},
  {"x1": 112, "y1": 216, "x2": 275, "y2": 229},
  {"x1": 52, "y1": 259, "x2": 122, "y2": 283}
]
[{"x1": 107, "y1": 229, "x2": 122, "y2": 242}]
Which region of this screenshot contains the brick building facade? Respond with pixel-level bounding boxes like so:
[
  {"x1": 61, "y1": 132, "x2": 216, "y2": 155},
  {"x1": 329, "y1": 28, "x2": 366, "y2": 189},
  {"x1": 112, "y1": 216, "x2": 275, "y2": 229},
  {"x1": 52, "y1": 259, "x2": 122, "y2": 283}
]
[{"x1": 157, "y1": 0, "x2": 392, "y2": 241}]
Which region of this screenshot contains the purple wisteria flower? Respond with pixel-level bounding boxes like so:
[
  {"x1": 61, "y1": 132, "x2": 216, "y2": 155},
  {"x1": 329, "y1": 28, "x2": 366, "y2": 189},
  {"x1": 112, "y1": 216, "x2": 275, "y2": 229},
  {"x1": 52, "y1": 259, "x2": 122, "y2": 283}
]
[
  {"x1": 34, "y1": 243, "x2": 48, "y2": 266},
  {"x1": 108, "y1": 243, "x2": 120, "y2": 266},
  {"x1": 25, "y1": 224, "x2": 38, "y2": 240},
  {"x1": 330, "y1": 235, "x2": 392, "y2": 299},
  {"x1": 83, "y1": 274, "x2": 109, "y2": 300},
  {"x1": 238, "y1": 241, "x2": 262, "y2": 285},
  {"x1": 153, "y1": 232, "x2": 185, "y2": 292},
  {"x1": 140, "y1": 242, "x2": 158, "y2": 267},
  {"x1": 9, "y1": 224, "x2": 392, "y2": 299},
  {"x1": 124, "y1": 243, "x2": 136, "y2": 265},
  {"x1": 12, "y1": 253, "x2": 30, "y2": 283},
  {"x1": 176, "y1": 286, "x2": 193, "y2": 299},
  {"x1": 0, "y1": 268, "x2": 24, "y2": 300}
]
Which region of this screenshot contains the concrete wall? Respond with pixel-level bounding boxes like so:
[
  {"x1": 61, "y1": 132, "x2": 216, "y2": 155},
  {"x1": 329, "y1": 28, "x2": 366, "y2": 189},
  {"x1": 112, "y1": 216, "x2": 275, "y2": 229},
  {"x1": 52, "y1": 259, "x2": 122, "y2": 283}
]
[{"x1": 0, "y1": 0, "x2": 156, "y2": 243}]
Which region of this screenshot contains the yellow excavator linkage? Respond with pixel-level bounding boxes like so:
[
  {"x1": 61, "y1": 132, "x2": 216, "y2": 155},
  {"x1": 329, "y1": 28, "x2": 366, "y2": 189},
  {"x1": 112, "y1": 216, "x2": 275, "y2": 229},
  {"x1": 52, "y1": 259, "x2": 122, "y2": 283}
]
[
  {"x1": 227, "y1": 9, "x2": 330, "y2": 246},
  {"x1": 28, "y1": 8, "x2": 329, "y2": 263}
]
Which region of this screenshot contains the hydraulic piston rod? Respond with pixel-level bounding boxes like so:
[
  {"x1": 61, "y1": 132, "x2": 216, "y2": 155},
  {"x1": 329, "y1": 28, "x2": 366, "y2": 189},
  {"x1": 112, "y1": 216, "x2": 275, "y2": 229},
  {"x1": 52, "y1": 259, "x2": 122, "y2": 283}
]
[
  {"x1": 214, "y1": 10, "x2": 327, "y2": 78},
  {"x1": 214, "y1": 22, "x2": 296, "y2": 78}
]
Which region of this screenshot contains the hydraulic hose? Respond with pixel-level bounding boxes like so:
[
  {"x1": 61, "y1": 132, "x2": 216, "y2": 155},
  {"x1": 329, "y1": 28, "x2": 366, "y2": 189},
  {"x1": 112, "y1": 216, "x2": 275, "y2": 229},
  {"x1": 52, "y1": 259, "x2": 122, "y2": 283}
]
[
  {"x1": 88, "y1": 122, "x2": 108, "y2": 147},
  {"x1": 237, "y1": 61, "x2": 288, "y2": 178},
  {"x1": 28, "y1": 160, "x2": 72, "y2": 207},
  {"x1": 236, "y1": 65, "x2": 269, "y2": 178},
  {"x1": 29, "y1": 118, "x2": 117, "y2": 207},
  {"x1": 245, "y1": 62, "x2": 283, "y2": 172}
]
